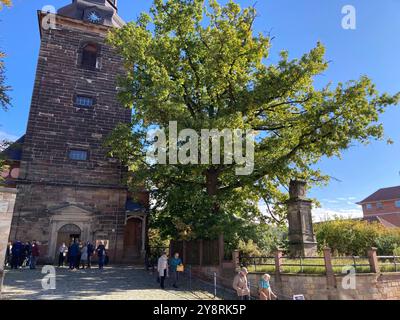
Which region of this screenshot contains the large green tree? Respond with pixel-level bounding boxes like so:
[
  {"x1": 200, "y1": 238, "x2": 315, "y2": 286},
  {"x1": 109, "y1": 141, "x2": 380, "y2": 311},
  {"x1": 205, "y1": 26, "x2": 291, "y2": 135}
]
[
  {"x1": 106, "y1": 0, "x2": 399, "y2": 245},
  {"x1": 0, "y1": 0, "x2": 11, "y2": 110}
]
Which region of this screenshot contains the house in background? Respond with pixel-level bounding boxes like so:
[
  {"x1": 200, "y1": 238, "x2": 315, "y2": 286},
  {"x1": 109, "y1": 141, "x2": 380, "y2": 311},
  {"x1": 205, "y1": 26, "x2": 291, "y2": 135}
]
[{"x1": 357, "y1": 186, "x2": 400, "y2": 228}]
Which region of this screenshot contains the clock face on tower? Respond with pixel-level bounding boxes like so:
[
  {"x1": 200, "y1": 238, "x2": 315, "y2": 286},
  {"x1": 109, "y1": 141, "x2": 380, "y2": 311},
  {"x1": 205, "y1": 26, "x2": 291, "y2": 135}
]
[{"x1": 86, "y1": 10, "x2": 102, "y2": 24}]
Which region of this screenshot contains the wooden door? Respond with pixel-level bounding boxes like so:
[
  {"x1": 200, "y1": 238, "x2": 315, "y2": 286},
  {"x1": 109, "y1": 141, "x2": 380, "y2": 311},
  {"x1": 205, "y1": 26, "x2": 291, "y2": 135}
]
[{"x1": 123, "y1": 218, "x2": 142, "y2": 258}]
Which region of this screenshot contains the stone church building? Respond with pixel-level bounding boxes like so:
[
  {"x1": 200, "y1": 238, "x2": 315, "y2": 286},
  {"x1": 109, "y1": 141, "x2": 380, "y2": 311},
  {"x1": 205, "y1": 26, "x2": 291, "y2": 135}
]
[{"x1": 2, "y1": 0, "x2": 148, "y2": 264}]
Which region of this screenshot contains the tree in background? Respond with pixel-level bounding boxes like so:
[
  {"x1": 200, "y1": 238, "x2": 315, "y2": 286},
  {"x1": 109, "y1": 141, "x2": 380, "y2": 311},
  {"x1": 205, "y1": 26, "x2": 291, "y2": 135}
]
[
  {"x1": 0, "y1": 0, "x2": 12, "y2": 177},
  {"x1": 106, "y1": 0, "x2": 400, "y2": 250},
  {"x1": 0, "y1": 0, "x2": 11, "y2": 10},
  {"x1": 0, "y1": 0, "x2": 11, "y2": 110}
]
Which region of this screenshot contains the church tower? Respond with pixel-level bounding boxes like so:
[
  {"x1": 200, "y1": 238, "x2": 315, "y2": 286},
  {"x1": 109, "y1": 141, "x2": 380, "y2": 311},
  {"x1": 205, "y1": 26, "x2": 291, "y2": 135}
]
[{"x1": 9, "y1": 0, "x2": 148, "y2": 263}]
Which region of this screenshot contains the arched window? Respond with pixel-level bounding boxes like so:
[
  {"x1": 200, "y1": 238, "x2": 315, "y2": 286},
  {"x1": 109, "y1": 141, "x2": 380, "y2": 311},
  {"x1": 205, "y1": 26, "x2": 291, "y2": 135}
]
[{"x1": 81, "y1": 43, "x2": 98, "y2": 69}]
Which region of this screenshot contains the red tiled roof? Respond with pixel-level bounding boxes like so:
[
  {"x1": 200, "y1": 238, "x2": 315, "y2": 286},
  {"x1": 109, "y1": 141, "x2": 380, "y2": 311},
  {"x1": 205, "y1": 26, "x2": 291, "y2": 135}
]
[
  {"x1": 379, "y1": 214, "x2": 400, "y2": 228},
  {"x1": 358, "y1": 186, "x2": 400, "y2": 204}
]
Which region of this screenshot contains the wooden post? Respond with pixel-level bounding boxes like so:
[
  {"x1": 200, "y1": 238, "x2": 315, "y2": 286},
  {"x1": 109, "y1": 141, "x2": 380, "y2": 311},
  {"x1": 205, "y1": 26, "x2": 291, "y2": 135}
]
[
  {"x1": 199, "y1": 239, "x2": 203, "y2": 266},
  {"x1": 368, "y1": 247, "x2": 380, "y2": 273},
  {"x1": 275, "y1": 249, "x2": 283, "y2": 282},
  {"x1": 218, "y1": 234, "x2": 224, "y2": 267},
  {"x1": 323, "y1": 247, "x2": 335, "y2": 288},
  {"x1": 182, "y1": 240, "x2": 186, "y2": 264}
]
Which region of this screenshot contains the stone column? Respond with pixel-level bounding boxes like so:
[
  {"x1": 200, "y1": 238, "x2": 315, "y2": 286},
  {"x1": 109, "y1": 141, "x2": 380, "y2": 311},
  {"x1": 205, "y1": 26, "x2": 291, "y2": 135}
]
[
  {"x1": 368, "y1": 247, "x2": 380, "y2": 273},
  {"x1": 286, "y1": 180, "x2": 318, "y2": 257},
  {"x1": 0, "y1": 187, "x2": 17, "y2": 296}
]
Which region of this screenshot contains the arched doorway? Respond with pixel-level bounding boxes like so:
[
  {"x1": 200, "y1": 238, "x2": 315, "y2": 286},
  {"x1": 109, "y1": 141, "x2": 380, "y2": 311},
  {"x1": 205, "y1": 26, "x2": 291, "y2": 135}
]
[
  {"x1": 123, "y1": 218, "x2": 142, "y2": 260},
  {"x1": 55, "y1": 224, "x2": 81, "y2": 259}
]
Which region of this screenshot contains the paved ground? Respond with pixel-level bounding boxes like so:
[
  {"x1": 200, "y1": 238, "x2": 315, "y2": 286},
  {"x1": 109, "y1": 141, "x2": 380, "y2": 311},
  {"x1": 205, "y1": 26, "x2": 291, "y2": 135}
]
[{"x1": 1, "y1": 266, "x2": 229, "y2": 300}]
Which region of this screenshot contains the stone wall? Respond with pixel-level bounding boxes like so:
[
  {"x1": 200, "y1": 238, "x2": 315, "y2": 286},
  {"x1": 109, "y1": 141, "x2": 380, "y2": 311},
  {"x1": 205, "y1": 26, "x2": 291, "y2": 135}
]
[
  {"x1": 10, "y1": 183, "x2": 127, "y2": 263},
  {"x1": 0, "y1": 188, "x2": 17, "y2": 293},
  {"x1": 20, "y1": 14, "x2": 131, "y2": 187},
  {"x1": 246, "y1": 272, "x2": 400, "y2": 300}
]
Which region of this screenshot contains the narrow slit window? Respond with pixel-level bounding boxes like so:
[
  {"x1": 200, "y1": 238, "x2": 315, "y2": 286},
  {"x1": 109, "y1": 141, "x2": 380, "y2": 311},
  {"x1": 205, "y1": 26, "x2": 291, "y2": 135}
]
[{"x1": 69, "y1": 150, "x2": 88, "y2": 161}]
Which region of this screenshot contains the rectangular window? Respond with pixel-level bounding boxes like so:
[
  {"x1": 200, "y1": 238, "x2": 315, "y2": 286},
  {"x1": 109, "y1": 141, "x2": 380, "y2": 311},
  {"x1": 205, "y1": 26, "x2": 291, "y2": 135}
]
[
  {"x1": 377, "y1": 202, "x2": 383, "y2": 209},
  {"x1": 366, "y1": 204, "x2": 373, "y2": 210},
  {"x1": 75, "y1": 96, "x2": 94, "y2": 108},
  {"x1": 68, "y1": 150, "x2": 88, "y2": 161},
  {"x1": 396, "y1": 200, "x2": 400, "y2": 208}
]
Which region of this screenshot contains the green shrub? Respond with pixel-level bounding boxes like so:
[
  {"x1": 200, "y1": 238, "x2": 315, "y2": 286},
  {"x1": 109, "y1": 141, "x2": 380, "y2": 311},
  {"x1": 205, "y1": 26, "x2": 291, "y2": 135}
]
[{"x1": 315, "y1": 218, "x2": 400, "y2": 256}]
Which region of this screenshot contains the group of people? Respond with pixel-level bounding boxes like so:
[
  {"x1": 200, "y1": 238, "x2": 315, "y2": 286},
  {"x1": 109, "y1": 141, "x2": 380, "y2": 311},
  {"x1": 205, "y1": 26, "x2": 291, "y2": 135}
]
[
  {"x1": 5, "y1": 240, "x2": 40, "y2": 270},
  {"x1": 5, "y1": 240, "x2": 108, "y2": 271},
  {"x1": 233, "y1": 267, "x2": 278, "y2": 300},
  {"x1": 58, "y1": 240, "x2": 108, "y2": 270},
  {"x1": 157, "y1": 251, "x2": 183, "y2": 289}
]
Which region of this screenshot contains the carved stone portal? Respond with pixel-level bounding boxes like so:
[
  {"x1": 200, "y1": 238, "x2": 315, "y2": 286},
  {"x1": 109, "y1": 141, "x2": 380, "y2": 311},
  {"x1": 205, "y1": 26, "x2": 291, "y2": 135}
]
[{"x1": 287, "y1": 180, "x2": 318, "y2": 257}]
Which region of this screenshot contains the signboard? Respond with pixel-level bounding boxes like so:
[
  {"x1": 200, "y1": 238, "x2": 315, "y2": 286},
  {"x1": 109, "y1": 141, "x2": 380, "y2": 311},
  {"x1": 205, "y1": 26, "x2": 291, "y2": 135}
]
[{"x1": 293, "y1": 294, "x2": 305, "y2": 300}]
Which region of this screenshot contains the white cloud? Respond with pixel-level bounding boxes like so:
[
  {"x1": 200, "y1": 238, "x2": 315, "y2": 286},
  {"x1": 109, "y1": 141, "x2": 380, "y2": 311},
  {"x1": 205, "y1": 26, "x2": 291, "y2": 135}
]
[
  {"x1": 312, "y1": 207, "x2": 362, "y2": 222},
  {"x1": 0, "y1": 130, "x2": 19, "y2": 142}
]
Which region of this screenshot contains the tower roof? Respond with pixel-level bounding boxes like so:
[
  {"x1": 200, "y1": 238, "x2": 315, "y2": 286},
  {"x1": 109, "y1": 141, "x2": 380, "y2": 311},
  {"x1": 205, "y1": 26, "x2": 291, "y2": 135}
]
[{"x1": 57, "y1": 0, "x2": 124, "y2": 28}]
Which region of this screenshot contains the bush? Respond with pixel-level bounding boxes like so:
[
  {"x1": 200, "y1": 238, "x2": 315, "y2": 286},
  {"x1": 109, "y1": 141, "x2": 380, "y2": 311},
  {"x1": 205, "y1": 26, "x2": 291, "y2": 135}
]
[{"x1": 315, "y1": 218, "x2": 400, "y2": 256}]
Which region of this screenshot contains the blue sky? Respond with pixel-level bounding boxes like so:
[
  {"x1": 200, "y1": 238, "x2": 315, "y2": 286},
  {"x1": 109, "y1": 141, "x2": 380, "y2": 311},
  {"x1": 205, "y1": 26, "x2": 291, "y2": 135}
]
[{"x1": 1, "y1": 0, "x2": 400, "y2": 220}]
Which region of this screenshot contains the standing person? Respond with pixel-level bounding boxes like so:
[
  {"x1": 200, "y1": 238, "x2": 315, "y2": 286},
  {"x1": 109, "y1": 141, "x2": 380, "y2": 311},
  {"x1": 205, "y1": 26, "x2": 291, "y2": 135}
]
[
  {"x1": 30, "y1": 240, "x2": 40, "y2": 269},
  {"x1": 86, "y1": 242, "x2": 94, "y2": 268},
  {"x1": 157, "y1": 252, "x2": 169, "y2": 289},
  {"x1": 5, "y1": 242, "x2": 12, "y2": 267},
  {"x1": 58, "y1": 242, "x2": 68, "y2": 267},
  {"x1": 75, "y1": 241, "x2": 82, "y2": 269},
  {"x1": 233, "y1": 267, "x2": 251, "y2": 300},
  {"x1": 23, "y1": 242, "x2": 31, "y2": 268},
  {"x1": 169, "y1": 252, "x2": 183, "y2": 288},
  {"x1": 96, "y1": 241, "x2": 106, "y2": 270},
  {"x1": 11, "y1": 240, "x2": 22, "y2": 269},
  {"x1": 68, "y1": 241, "x2": 79, "y2": 270},
  {"x1": 259, "y1": 274, "x2": 277, "y2": 300},
  {"x1": 80, "y1": 243, "x2": 88, "y2": 269}
]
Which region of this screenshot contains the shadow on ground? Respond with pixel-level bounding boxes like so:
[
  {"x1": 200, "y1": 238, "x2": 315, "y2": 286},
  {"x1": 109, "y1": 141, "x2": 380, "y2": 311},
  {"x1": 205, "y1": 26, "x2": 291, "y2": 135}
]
[{"x1": 1, "y1": 265, "x2": 230, "y2": 300}]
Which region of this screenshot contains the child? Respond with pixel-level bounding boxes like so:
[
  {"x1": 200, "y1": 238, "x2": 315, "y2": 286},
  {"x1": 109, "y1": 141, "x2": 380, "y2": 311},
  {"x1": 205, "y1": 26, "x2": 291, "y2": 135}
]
[{"x1": 259, "y1": 274, "x2": 277, "y2": 300}]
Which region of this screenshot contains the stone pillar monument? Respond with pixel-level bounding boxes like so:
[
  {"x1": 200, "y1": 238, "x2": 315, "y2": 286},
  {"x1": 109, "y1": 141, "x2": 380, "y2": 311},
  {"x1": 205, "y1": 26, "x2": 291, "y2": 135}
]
[
  {"x1": 0, "y1": 187, "x2": 17, "y2": 296},
  {"x1": 286, "y1": 180, "x2": 317, "y2": 257}
]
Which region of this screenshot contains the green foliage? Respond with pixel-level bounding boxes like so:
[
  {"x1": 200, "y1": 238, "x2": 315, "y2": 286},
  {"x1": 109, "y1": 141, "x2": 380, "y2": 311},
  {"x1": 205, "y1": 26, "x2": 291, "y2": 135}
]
[
  {"x1": 393, "y1": 245, "x2": 400, "y2": 257},
  {"x1": 0, "y1": 51, "x2": 11, "y2": 110},
  {"x1": 106, "y1": 0, "x2": 400, "y2": 241},
  {"x1": 237, "y1": 239, "x2": 262, "y2": 257},
  {"x1": 0, "y1": 0, "x2": 11, "y2": 10},
  {"x1": 315, "y1": 218, "x2": 400, "y2": 256}
]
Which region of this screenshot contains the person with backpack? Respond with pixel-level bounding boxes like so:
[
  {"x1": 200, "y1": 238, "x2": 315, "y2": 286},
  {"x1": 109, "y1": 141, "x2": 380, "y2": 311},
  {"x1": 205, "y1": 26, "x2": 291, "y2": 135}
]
[{"x1": 96, "y1": 241, "x2": 106, "y2": 270}]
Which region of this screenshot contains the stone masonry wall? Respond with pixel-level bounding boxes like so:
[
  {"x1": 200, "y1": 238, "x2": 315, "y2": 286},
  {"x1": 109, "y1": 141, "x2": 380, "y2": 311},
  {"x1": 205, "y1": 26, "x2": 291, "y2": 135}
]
[
  {"x1": 19, "y1": 15, "x2": 131, "y2": 186},
  {"x1": 10, "y1": 183, "x2": 127, "y2": 263},
  {"x1": 246, "y1": 272, "x2": 400, "y2": 300},
  {"x1": 0, "y1": 188, "x2": 17, "y2": 293}
]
